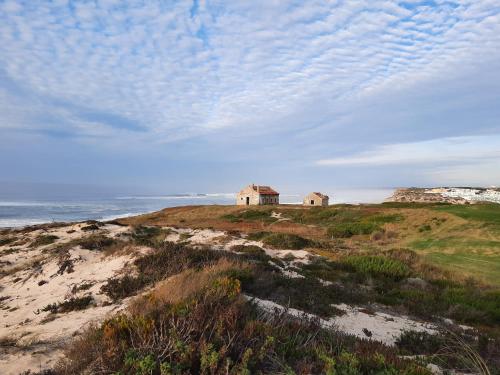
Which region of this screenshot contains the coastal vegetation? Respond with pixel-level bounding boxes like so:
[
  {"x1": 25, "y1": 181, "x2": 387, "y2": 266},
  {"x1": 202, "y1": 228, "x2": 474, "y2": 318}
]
[
  {"x1": 52, "y1": 235, "x2": 499, "y2": 374},
  {"x1": 2, "y1": 202, "x2": 500, "y2": 374},
  {"x1": 56, "y1": 262, "x2": 434, "y2": 375},
  {"x1": 120, "y1": 203, "x2": 500, "y2": 286}
]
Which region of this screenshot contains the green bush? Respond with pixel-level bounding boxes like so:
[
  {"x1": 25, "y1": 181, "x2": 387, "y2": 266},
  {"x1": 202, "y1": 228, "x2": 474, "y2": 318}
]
[
  {"x1": 131, "y1": 226, "x2": 171, "y2": 247},
  {"x1": 328, "y1": 222, "x2": 380, "y2": 238},
  {"x1": 230, "y1": 245, "x2": 271, "y2": 263},
  {"x1": 367, "y1": 214, "x2": 404, "y2": 224},
  {"x1": 77, "y1": 234, "x2": 116, "y2": 251},
  {"x1": 246, "y1": 231, "x2": 270, "y2": 241},
  {"x1": 0, "y1": 237, "x2": 16, "y2": 246},
  {"x1": 222, "y1": 209, "x2": 277, "y2": 223},
  {"x1": 100, "y1": 275, "x2": 147, "y2": 301},
  {"x1": 30, "y1": 234, "x2": 59, "y2": 247},
  {"x1": 42, "y1": 295, "x2": 93, "y2": 314},
  {"x1": 395, "y1": 330, "x2": 443, "y2": 355},
  {"x1": 81, "y1": 224, "x2": 100, "y2": 231},
  {"x1": 341, "y1": 255, "x2": 411, "y2": 280},
  {"x1": 261, "y1": 233, "x2": 312, "y2": 249},
  {"x1": 100, "y1": 242, "x2": 224, "y2": 300}
]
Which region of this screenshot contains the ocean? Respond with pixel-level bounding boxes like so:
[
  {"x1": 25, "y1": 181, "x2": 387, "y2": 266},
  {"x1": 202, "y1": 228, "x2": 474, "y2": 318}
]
[{"x1": 0, "y1": 188, "x2": 395, "y2": 228}]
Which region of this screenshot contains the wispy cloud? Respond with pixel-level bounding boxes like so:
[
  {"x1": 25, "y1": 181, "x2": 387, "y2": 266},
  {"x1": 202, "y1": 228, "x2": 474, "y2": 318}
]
[
  {"x1": 1, "y1": 1, "x2": 499, "y2": 142},
  {"x1": 0, "y1": 1, "x2": 500, "y2": 189},
  {"x1": 315, "y1": 135, "x2": 500, "y2": 166}
]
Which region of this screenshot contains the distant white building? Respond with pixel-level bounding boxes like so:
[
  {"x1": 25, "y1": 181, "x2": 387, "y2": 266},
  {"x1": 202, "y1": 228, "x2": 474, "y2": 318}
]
[
  {"x1": 303, "y1": 192, "x2": 329, "y2": 206},
  {"x1": 236, "y1": 184, "x2": 279, "y2": 205}
]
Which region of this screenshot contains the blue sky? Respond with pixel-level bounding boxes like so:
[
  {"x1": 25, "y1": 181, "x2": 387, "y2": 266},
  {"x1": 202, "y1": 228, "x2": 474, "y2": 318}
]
[{"x1": 1, "y1": 0, "x2": 499, "y2": 194}]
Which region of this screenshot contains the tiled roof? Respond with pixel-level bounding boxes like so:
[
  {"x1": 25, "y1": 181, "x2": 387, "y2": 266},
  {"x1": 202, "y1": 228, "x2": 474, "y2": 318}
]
[{"x1": 251, "y1": 185, "x2": 279, "y2": 195}]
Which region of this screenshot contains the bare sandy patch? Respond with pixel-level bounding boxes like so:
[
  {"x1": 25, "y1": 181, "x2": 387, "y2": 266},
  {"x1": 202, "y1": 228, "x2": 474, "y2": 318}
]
[{"x1": 250, "y1": 297, "x2": 437, "y2": 347}]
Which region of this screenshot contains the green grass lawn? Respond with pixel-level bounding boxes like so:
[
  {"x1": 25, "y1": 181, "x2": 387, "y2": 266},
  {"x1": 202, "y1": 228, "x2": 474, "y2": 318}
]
[
  {"x1": 410, "y1": 237, "x2": 500, "y2": 253},
  {"x1": 425, "y1": 252, "x2": 500, "y2": 287},
  {"x1": 434, "y1": 204, "x2": 500, "y2": 226},
  {"x1": 406, "y1": 204, "x2": 500, "y2": 285}
]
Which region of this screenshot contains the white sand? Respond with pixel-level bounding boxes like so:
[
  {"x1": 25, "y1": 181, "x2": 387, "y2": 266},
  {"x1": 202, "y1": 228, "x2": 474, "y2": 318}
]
[
  {"x1": 0, "y1": 223, "x2": 135, "y2": 374},
  {"x1": 249, "y1": 297, "x2": 437, "y2": 346}
]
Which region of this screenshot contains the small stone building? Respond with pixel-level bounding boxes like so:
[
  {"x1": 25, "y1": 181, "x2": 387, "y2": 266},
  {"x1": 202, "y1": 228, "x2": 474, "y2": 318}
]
[
  {"x1": 236, "y1": 184, "x2": 279, "y2": 205},
  {"x1": 303, "y1": 192, "x2": 329, "y2": 206}
]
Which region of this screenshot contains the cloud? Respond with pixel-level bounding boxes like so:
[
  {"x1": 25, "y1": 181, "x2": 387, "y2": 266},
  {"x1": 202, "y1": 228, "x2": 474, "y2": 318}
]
[
  {"x1": 315, "y1": 134, "x2": 500, "y2": 167},
  {"x1": 0, "y1": 1, "x2": 499, "y2": 143},
  {"x1": 0, "y1": 1, "x2": 500, "y2": 189}
]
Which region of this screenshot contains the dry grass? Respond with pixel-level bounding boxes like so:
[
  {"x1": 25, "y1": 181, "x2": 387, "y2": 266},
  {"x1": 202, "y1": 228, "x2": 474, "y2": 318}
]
[
  {"x1": 120, "y1": 204, "x2": 500, "y2": 286},
  {"x1": 119, "y1": 205, "x2": 326, "y2": 239},
  {"x1": 129, "y1": 258, "x2": 251, "y2": 316}
]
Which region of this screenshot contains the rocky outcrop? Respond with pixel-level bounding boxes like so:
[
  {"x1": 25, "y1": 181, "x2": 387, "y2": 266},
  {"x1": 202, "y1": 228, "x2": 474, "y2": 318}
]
[
  {"x1": 386, "y1": 187, "x2": 500, "y2": 204},
  {"x1": 386, "y1": 188, "x2": 468, "y2": 204}
]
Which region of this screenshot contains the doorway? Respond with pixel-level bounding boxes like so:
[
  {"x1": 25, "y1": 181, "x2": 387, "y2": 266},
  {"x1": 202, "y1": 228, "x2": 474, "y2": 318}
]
[
  {"x1": 310, "y1": 200, "x2": 314, "y2": 205},
  {"x1": 246, "y1": 197, "x2": 250, "y2": 205}
]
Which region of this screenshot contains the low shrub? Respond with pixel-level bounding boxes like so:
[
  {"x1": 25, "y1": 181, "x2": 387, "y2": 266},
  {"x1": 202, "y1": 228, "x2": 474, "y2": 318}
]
[
  {"x1": 134, "y1": 243, "x2": 222, "y2": 281},
  {"x1": 100, "y1": 242, "x2": 225, "y2": 301},
  {"x1": 0, "y1": 237, "x2": 16, "y2": 246},
  {"x1": 244, "y1": 269, "x2": 349, "y2": 317},
  {"x1": 229, "y1": 245, "x2": 271, "y2": 262},
  {"x1": 222, "y1": 209, "x2": 277, "y2": 223},
  {"x1": 81, "y1": 224, "x2": 99, "y2": 231},
  {"x1": 130, "y1": 225, "x2": 171, "y2": 247},
  {"x1": 42, "y1": 295, "x2": 93, "y2": 314},
  {"x1": 246, "y1": 231, "x2": 270, "y2": 241},
  {"x1": 384, "y1": 248, "x2": 419, "y2": 265},
  {"x1": 261, "y1": 233, "x2": 312, "y2": 249},
  {"x1": 395, "y1": 330, "x2": 444, "y2": 355},
  {"x1": 100, "y1": 275, "x2": 147, "y2": 301},
  {"x1": 367, "y1": 214, "x2": 404, "y2": 224},
  {"x1": 71, "y1": 282, "x2": 94, "y2": 294},
  {"x1": 340, "y1": 255, "x2": 411, "y2": 280},
  {"x1": 230, "y1": 244, "x2": 265, "y2": 255},
  {"x1": 30, "y1": 235, "x2": 59, "y2": 247},
  {"x1": 300, "y1": 257, "x2": 344, "y2": 283},
  {"x1": 56, "y1": 266, "x2": 433, "y2": 375},
  {"x1": 77, "y1": 234, "x2": 116, "y2": 251},
  {"x1": 328, "y1": 222, "x2": 380, "y2": 238}
]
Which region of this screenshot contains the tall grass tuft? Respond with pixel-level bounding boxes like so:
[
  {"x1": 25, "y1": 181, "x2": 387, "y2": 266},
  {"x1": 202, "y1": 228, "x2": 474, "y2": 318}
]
[
  {"x1": 261, "y1": 232, "x2": 313, "y2": 249},
  {"x1": 341, "y1": 255, "x2": 411, "y2": 280}
]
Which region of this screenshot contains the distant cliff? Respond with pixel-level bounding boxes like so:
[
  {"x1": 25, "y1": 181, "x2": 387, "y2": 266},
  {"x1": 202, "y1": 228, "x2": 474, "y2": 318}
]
[{"x1": 386, "y1": 187, "x2": 500, "y2": 204}]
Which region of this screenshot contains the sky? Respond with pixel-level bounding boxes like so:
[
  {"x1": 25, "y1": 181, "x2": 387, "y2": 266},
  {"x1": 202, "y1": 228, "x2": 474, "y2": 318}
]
[{"x1": 1, "y1": 0, "x2": 499, "y2": 195}]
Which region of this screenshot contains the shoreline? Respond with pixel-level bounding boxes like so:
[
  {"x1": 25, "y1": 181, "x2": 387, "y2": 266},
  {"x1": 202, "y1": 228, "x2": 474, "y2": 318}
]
[
  {"x1": 0, "y1": 188, "x2": 397, "y2": 229},
  {"x1": 5, "y1": 185, "x2": 500, "y2": 230},
  {"x1": 0, "y1": 202, "x2": 367, "y2": 230}
]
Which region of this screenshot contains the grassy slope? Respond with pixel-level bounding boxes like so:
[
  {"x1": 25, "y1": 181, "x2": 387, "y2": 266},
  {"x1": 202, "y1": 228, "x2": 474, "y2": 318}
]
[
  {"x1": 119, "y1": 203, "x2": 500, "y2": 287},
  {"x1": 53, "y1": 231, "x2": 500, "y2": 374}
]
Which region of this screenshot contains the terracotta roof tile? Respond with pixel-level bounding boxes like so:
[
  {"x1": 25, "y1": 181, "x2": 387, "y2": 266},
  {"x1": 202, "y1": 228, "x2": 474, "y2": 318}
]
[{"x1": 251, "y1": 185, "x2": 279, "y2": 195}]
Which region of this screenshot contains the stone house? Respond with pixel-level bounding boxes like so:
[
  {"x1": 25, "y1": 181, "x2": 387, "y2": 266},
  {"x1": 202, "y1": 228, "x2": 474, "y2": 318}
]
[
  {"x1": 303, "y1": 192, "x2": 329, "y2": 206},
  {"x1": 236, "y1": 184, "x2": 279, "y2": 205}
]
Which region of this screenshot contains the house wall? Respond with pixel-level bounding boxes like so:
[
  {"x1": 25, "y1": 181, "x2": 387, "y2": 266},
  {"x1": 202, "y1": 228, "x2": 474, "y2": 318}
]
[
  {"x1": 236, "y1": 186, "x2": 260, "y2": 205},
  {"x1": 236, "y1": 186, "x2": 279, "y2": 205},
  {"x1": 259, "y1": 194, "x2": 279, "y2": 205},
  {"x1": 303, "y1": 194, "x2": 328, "y2": 206}
]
